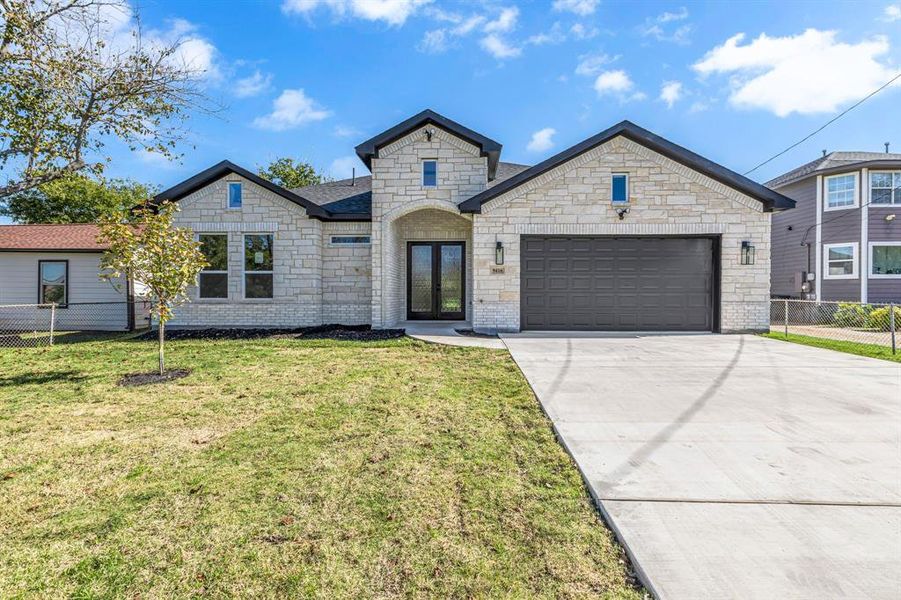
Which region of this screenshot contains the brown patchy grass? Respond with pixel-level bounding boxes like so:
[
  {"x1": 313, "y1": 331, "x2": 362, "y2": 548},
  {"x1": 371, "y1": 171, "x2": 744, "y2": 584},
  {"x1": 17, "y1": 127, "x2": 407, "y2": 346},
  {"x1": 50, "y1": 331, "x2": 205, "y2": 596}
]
[{"x1": 0, "y1": 336, "x2": 642, "y2": 599}]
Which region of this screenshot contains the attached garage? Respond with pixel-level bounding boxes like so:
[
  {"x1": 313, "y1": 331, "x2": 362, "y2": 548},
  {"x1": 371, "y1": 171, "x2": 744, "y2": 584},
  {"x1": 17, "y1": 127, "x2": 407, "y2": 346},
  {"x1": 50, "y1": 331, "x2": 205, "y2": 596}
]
[{"x1": 520, "y1": 236, "x2": 719, "y2": 332}]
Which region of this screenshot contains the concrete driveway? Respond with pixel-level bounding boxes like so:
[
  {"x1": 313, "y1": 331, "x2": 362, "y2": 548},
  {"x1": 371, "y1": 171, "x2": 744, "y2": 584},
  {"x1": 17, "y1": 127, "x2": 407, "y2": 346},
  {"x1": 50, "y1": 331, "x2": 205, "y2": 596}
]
[{"x1": 501, "y1": 333, "x2": 901, "y2": 599}]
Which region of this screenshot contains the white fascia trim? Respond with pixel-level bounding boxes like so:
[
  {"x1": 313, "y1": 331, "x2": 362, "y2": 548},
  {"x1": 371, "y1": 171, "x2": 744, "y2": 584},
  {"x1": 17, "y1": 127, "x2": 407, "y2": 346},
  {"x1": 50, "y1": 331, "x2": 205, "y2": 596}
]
[
  {"x1": 815, "y1": 175, "x2": 822, "y2": 298},
  {"x1": 823, "y1": 242, "x2": 860, "y2": 280},
  {"x1": 822, "y1": 172, "x2": 860, "y2": 212},
  {"x1": 860, "y1": 168, "x2": 869, "y2": 302},
  {"x1": 868, "y1": 241, "x2": 901, "y2": 279}
]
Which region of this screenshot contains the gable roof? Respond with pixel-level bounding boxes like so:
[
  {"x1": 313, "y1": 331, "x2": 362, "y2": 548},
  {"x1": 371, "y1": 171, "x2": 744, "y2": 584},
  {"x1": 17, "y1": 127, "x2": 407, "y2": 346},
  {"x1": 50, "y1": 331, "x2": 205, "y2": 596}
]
[
  {"x1": 355, "y1": 109, "x2": 503, "y2": 180},
  {"x1": 0, "y1": 224, "x2": 108, "y2": 252},
  {"x1": 154, "y1": 160, "x2": 331, "y2": 219},
  {"x1": 458, "y1": 120, "x2": 795, "y2": 214},
  {"x1": 766, "y1": 151, "x2": 901, "y2": 189}
]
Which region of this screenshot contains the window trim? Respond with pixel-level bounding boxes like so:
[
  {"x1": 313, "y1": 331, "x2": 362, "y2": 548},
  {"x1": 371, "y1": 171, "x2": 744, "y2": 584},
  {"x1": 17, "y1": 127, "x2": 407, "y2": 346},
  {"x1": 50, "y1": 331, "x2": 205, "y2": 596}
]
[
  {"x1": 868, "y1": 241, "x2": 901, "y2": 279},
  {"x1": 611, "y1": 173, "x2": 629, "y2": 204},
  {"x1": 38, "y1": 259, "x2": 68, "y2": 307},
  {"x1": 823, "y1": 172, "x2": 859, "y2": 212},
  {"x1": 329, "y1": 235, "x2": 371, "y2": 246},
  {"x1": 869, "y1": 171, "x2": 901, "y2": 206},
  {"x1": 242, "y1": 233, "x2": 274, "y2": 299},
  {"x1": 227, "y1": 181, "x2": 243, "y2": 210},
  {"x1": 823, "y1": 242, "x2": 859, "y2": 280},
  {"x1": 422, "y1": 159, "x2": 438, "y2": 188},
  {"x1": 196, "y1": 233, "x2": 229, "y2": 299}
]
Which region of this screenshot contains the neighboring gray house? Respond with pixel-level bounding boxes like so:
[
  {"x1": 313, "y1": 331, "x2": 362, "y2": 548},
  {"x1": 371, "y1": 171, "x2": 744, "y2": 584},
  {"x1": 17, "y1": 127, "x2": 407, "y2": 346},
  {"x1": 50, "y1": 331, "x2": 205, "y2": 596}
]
[
  {"x1": 155, "y1": 109, "x2": 793, "y2": 333},
  {"x1": 768, "y1": 151, "x2": 901, "y2": 303}
]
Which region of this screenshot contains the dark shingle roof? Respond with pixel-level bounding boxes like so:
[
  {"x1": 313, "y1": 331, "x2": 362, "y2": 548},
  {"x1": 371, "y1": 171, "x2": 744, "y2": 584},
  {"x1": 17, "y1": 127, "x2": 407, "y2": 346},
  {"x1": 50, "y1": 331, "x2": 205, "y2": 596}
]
[{"x1": 766, "y1": 151, "x2": 901, "y2": 188}]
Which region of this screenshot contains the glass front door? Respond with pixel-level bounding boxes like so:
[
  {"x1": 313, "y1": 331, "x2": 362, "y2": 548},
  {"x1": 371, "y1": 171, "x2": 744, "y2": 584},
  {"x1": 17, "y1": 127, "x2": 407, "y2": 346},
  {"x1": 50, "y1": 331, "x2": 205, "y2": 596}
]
[{"x1": 406, "y1": 242, "x2": 465, "y2": 320}]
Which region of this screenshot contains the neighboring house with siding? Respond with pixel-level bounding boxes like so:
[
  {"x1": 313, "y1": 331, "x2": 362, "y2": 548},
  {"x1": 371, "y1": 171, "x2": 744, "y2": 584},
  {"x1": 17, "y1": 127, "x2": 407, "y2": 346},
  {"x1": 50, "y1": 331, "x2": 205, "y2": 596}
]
[
  {"x1": 154, "y1": 109, "x2": 793, "y2": 333},
  {"x1": 768, "y1": 152, "x2": 901, "y2": 303},
  {"x1": 0, "y1": 224, "x2": 137, "y2": 331}
]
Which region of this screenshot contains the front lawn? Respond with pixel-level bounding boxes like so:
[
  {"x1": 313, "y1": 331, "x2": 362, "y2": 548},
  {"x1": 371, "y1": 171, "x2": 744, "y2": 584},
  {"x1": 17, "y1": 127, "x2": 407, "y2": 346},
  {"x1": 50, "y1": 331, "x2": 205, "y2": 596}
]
[
  {"x1": 0, "y1": 336, "x2": 641, "y2": 598},
  {"x1": 761, "y1": 332, "x2": 901, "y2": 363}
]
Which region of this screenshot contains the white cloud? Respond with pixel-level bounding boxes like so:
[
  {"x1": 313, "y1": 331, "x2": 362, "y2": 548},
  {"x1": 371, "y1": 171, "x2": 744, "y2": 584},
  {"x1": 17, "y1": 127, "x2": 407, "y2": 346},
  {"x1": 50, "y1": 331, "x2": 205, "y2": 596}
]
[
  {"x1": 658, "y1": 7, "x2": 689, "y2": 22},
  {"x1": 329, "y1": 155, "x2": 367, "y2": 179},
  {"x1": 528, "y1": 23, "x2": 566, "y2": 46},
  {"x1": 693, "y1": 29, "x2": 901, "y2": 117},
  {"x1": 281, "y1": 0, "x2": 431, "y2": 26},
  {"x1": 453, "y1": 15, "x2": 485, "y2": 35},
  {"x1": 480, "y1": 34, "x2": 521, "y2": 59},
  {"x1": 418, "y1": 29, "x2": 448, "y2": 52},
  {"x1": 483, "y1": 6, "x2": 518, "y2": 33},
  {"x1": 552, "y1": 0, "x2": 599, "y2": 16},
  {"x1": 593, "y1": 69, "x2": 646, "y2": 101},
  {"x1": 234, "y1": 70, "x2": 273, "y2": 98},
  {"x1": 884, "y1": 4, "x2": 901, "y2": 20},
  {"x1": 526, "y1": 127, "x2": 556, "y2": 152},
  {"x1": 659, "y1": 80, "x2": 683, "y2": 108},
  {"x1": 575, "y1": 52, "x2": 615, "y2": 76},
  {"x1": 640, "y1": 7, "x2": 691, "y2": 45},
  {"x1": 570, "y1": 23, "x2": 599, "y2": 40},
  {"x1": 253, "y1": 89, "x2": 331, "y2": 131}
]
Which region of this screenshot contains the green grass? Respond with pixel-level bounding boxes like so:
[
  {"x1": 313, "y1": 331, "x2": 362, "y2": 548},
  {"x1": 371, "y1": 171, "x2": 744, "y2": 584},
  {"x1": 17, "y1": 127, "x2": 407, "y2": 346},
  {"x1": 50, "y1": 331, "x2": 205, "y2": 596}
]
[
  {"x1": 0, "y1": 336, "x2": 641, "y2": 599},
  {"x1": 761, "y1": 332, "x2": 901, "y2": 363}
]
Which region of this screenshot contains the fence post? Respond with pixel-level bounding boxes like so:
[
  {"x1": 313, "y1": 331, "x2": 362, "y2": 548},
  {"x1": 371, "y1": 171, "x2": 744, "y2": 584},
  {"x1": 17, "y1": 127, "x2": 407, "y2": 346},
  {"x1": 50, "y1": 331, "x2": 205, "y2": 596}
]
[
  {"x1": 49, "y1": 303, "x2": 56, "y2": 346},
  {"x1": 891, "y1": 302, "x2": 896, "y2": 355},
  {"x1": 784, "y1": 299, "x2": 789, "y2": 338}
]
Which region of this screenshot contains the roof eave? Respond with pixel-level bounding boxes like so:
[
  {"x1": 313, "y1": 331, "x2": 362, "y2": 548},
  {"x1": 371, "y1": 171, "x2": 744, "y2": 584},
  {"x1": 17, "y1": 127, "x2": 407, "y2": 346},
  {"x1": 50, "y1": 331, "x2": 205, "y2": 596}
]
[{"x1": 768, "y1": 158, "x2": 901, "y2": 189}]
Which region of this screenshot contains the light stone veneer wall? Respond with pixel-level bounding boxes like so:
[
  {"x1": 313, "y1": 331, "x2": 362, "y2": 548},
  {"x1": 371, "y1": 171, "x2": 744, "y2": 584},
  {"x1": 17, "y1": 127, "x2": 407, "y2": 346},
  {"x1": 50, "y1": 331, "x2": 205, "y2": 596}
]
[
  {"x1": 321, "y1": 221, "x2": 372, "y2": 324},
  {"x1": 470, "y1": 136, "x2": 772, "y2": 333},
  {"x1": 170, "y1": 174, "x2": 324, "y2": 328},
  {"x1": 370, "y1": 125, "x2": 487, "y2": 327}
]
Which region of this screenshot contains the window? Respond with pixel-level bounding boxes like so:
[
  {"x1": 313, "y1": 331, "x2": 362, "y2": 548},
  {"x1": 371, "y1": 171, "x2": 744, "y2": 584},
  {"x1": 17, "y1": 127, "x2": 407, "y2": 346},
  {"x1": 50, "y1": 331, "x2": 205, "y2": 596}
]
[
  {"x1": 870, "y1": 242, "x2": 901, "y2": 278},
  {"x1": 611, "y1": 174, "x2": 629, "y2": 203},
  {"x1": 228, "y1": 182, "x2": 242, "y2": 209},
  {"x1": 39, "y1": 260, "x2": 67, "y2": 306},
  {"x1": 823, "y1": 243, "x2": 858, "y2": 279},
  {"x1": 422, "y1": 160, "x2": 437, "y2": 187},
  {"x1": 243, "y1": 234, "x2": 273, "y2": 298},
  {"x1": 824, "y1": 174, "x2": 857, "y2": 210},
  {"x1": 330, "y1": 235, "x2": 371, "y2": 245},
  {"x1": 198, "y1": 234, "x2": 228, "y2": 298},
  {"x1": 870, "y1": 172, "x2": 901, "y2": 205}
]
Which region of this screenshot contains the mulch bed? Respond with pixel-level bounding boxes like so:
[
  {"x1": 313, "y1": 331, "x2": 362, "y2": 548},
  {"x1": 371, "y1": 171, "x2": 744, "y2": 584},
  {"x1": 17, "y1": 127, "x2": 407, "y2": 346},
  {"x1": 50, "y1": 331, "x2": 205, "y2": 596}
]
[
  {"x1": 454, "y1": 328, "x2": 499, "y2": 339},
  {"x1": 133, "y1": 325, "x2": 405, "y2": 342},
  {"x1": 118, "y1": 369, "x2": 191, "y2": 387}
]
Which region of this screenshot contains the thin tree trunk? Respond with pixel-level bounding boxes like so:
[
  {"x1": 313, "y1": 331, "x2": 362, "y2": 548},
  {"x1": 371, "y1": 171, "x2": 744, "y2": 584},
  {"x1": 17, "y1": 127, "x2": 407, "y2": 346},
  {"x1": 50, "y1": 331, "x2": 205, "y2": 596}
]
[{"x1": 158, "y1": 321, "x2": 165, "y2": 375}]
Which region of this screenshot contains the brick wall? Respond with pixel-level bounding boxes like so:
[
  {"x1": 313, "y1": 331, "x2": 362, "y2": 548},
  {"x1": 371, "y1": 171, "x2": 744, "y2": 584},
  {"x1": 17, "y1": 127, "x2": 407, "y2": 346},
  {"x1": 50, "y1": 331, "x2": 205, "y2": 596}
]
[
  {"x1": 321, "y1": 222, "x2": 372, "y2": 324},
  {"x1": 471, "y1": 137, "x2": 771, "y2": 333}
]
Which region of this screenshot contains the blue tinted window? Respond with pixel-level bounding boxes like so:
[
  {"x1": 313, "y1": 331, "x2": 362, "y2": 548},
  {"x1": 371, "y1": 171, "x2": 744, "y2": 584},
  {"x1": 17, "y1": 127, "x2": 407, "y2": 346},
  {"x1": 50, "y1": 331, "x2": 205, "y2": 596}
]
[
  {"x1": 228, "y1": 182, "x2": 242, "y2": 208},
  {"x1": 423, "y1": 161, "x2": 437, "y2": 187},
  {"x1": 612, "y1": 174, "x2": 628, "y2": 203}
]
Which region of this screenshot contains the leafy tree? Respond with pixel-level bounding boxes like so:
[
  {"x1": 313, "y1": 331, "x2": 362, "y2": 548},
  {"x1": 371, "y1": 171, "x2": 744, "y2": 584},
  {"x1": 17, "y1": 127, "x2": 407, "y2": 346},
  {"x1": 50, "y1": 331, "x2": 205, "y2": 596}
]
[
  {"x1": 0, "y1": 0, "x2": 211, "y2": 197},
  {"x1": 99, "y1": 201, "x2": 207, "y2": 375},
  {"x1": 257, "y1": 157, "x2": 328, "y2": 189},
  {"x1": 0, "y1": 175, "x2": 156, "y2": 223}
]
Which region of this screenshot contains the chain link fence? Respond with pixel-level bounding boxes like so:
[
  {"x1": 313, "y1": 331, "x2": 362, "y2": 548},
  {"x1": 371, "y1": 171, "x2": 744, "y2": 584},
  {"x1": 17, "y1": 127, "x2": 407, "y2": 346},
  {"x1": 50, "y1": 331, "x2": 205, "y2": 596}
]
[
  {"x1": 0, "y1": 301, "x2": 152, "y2": 348},
  {"x1": 770, "y1": 299, "x2": 898, "y2": 354}
]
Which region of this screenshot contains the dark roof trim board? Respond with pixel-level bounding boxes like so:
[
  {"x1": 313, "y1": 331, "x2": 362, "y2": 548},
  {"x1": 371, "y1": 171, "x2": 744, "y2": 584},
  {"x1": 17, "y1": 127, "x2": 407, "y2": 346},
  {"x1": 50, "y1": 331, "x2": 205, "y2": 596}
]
[
  {"x1": 458, "y1": 120, "x2": 795, "y2": 213},
  {"x1": 154, "y1": 160, "x2": 331, "y2": 219},
  {"x1": 355, "y1": 109, "x2": 503, "y2": 180}
]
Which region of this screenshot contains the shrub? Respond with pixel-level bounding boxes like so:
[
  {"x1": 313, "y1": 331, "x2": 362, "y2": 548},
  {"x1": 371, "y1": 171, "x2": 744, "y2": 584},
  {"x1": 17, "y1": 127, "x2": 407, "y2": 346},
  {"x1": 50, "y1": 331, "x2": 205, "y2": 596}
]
[
  {"x1": 864, "y1": 306, "x2": 901, "y2": 331},
  {"x1": 832, "y1": 302, "x2": 870, "y2": 328}
]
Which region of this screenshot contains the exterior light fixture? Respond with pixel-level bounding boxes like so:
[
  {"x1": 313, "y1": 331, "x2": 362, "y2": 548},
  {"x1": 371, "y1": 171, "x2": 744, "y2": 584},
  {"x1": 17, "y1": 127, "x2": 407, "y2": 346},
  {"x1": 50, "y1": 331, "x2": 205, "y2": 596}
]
[
  {"x1": 741, "y1": 241, "x2": 756, "y2": 265},
  {"x1": 886, "y1": 214, "x2": 896, "y2": 222},
  {"x1": 615, "y1": 207, "x2": 630, "y2": 220},
  {"x1": 495, "y1": 241, "x2": 504, "y2": 265},
  {"x1": 425, "y1": 129, "x2": 433, "y2": 141}
]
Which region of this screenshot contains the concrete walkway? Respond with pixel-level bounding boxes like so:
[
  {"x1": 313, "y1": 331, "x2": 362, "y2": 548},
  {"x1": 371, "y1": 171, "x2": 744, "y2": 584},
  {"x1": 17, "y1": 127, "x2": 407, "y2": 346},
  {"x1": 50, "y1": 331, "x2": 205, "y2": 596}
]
[
  {"x1": 402, "y1": 321, "x2": 506, "y2": 349},
  {"x1": 501, "y1": 332, "x2": 901, "y2": 599}
]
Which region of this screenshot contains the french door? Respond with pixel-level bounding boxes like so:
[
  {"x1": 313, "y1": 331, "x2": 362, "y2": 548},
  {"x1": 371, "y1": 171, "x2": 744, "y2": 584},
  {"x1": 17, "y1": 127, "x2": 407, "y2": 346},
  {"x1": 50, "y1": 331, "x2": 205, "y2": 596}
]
[{"x1": 406, "y1": 241, "x2": 465, "y2": 320}]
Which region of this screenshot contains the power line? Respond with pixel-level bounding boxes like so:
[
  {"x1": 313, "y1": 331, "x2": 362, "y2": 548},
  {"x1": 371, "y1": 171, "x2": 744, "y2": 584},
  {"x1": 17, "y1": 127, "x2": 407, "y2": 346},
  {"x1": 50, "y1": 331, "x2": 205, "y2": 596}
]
[{"x1": 743, "y1": 70, "x2": 901, "y2": 177}]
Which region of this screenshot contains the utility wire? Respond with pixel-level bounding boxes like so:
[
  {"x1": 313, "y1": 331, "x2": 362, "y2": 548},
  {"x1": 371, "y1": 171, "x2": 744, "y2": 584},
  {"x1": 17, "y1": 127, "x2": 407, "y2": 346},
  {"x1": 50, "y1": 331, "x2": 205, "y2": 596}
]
[{"x1": 743, "y1": 71, "x2": 901, "y2": 177}]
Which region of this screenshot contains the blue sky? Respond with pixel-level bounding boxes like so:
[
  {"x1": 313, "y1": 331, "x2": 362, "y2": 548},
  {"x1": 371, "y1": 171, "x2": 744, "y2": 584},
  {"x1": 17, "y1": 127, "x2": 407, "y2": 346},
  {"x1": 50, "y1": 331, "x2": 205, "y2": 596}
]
[{"x1": 103, "y1": 0, "x2": 901, "y2": 190}]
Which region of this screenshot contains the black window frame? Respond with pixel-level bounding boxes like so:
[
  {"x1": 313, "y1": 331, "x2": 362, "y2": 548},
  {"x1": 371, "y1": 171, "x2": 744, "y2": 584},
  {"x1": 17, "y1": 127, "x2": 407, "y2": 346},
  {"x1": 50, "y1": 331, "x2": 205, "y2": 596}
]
[
  {"x1": 38, "y1": 259, "x2": 68, "y2": 308},
  {"x1": 243, "y1": 233, "x2": 274, "y2": 299},
  {"x1": 197, "y1": 233, "x2": 229, "y2": 299}
]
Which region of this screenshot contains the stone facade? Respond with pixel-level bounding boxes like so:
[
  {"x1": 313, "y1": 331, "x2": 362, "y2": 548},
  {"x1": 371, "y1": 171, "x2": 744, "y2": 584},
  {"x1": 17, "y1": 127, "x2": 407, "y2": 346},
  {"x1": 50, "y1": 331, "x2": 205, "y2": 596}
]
[
  {"x1": 470, "y1": 137, "x2": 771, "y2": 333},
  {"x1": 321, "y1": 221, "x2": 372, "y2": 324}
]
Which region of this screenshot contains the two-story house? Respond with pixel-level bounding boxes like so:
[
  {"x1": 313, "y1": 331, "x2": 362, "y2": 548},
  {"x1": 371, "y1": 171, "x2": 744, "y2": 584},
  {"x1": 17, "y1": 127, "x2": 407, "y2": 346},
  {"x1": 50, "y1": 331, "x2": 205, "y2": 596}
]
[
  {"x1": 154, "y1": 109, "x2": 793, "y2": 333},
  {"x1": 769, "y1": 151, "x2": 901, "y2": 303}
]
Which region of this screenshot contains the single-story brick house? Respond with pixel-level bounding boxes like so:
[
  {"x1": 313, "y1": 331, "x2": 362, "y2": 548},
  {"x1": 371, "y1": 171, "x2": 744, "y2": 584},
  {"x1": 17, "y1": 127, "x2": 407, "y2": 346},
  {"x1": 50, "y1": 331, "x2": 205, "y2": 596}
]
[{"x1": 155, "y1": 109, "x2": 794, "y2": 333}]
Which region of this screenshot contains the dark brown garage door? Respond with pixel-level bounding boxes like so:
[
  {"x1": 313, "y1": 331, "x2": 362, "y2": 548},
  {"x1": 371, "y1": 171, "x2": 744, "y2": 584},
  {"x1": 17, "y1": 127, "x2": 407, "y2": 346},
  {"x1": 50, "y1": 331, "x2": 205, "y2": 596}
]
[{"x1": 521, "y1": 236, "x2": 717, "y2": 331}]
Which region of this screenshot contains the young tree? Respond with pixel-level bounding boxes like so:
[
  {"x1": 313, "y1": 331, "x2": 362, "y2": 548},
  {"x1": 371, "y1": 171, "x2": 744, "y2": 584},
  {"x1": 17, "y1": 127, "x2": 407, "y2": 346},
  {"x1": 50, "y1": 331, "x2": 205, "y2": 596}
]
[
  {"x1": 1, "y1": 175, "x2": 156, "y2": 223},
  {"x1": 0, "y1": 0, "x2": 212, "y2": 197},
  {"x1": 257, "y1": 157, "x2": 328, "y2": 189},
  {"x1": 99, "y1": 201, "x2": 207, "y2": 375}
]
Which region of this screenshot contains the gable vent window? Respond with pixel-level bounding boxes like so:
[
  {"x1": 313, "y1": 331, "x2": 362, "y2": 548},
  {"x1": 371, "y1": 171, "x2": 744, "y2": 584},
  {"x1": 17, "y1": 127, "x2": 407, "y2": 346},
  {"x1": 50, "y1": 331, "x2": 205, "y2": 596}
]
[
  {"x1": 611, "y1": 174, "x2": 629, "y2": 204},
  {"x1": 228, "y1": 182, "x2": 243, "y2": 209},
  {"x1": 330, "y1": 235, "x2": 371, "y2": 246},
  {"x1": 422, "y1": 160, "x2": 438, "y2": 187}
]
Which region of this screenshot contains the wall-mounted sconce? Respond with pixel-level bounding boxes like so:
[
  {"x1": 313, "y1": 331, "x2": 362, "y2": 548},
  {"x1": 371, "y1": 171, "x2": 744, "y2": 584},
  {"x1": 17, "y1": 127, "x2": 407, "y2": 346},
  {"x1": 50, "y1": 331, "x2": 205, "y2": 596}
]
[
  {"x1": 425, "y1": 129, "x2": 434, "y2": 141},
  {"x1": 886, "y1": 214, "x2": 896, "y2": 222},
  {"x1": 615, "y1": 207, "x2": 630, "y2": 221},
  {"x1": 741, "y1": 241, "x2": 756, "y2": 265},
  {"x1": 495, "y1": 241, "x2": 504, "y2": 265}
]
